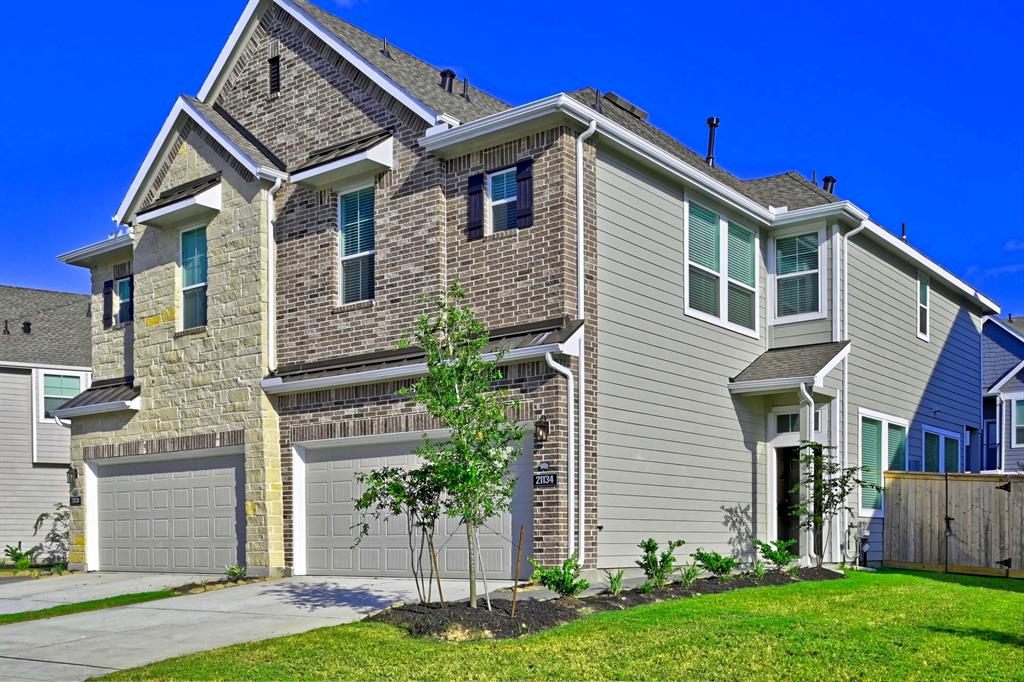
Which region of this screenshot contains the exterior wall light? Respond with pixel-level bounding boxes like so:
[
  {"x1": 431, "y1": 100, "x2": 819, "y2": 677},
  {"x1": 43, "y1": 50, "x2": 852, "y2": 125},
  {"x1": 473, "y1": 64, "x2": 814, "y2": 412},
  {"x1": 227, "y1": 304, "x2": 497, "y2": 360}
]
[{"x1": 535, "y1": 415, "x2": 550, "y2": 443}]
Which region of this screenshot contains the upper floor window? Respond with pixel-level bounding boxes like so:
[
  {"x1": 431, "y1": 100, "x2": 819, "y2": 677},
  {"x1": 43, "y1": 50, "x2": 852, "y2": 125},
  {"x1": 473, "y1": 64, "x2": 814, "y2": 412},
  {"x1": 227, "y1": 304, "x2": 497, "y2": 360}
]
[
  {"x1": 684, "y1": 199, "x2": 758, "y2": 336},
  {"x1": 488, "y1": 168, "x2": 518, "y2": 233},
  {"x1": 917, "y1": 273, "x2": 930, "y2": 341},
  {"x1": 1011, "y1": 397, "x2": 1024, "y2": 449},
  {"x1": 116, "y1": 276, "x2": 133, "y2": 325},
  {"x1": 339, "y1": 187, "x2": 375, "y2": 304},
  {"x1": 42, "y1": 374, "x2": 81, "y2": 418},
  {"x1": 859, "y1": 410, "x2": 908, "y2": 514},
  {"x1": 772, "y1": 229, "x2": 825, "y2": 323},
  {"x1": 181, "y1": 226, "x2": 208, "y2": 330},
  {"x1": 923, "y1": 427, "x2": 961, "y2": 473}
]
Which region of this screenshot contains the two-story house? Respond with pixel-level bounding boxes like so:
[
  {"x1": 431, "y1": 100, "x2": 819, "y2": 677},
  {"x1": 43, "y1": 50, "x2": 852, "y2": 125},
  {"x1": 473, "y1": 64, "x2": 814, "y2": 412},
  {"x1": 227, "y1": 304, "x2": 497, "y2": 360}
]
[
  {"x1": 57, "y1": 0, "x2": 999, "y2": 576},
  {"x1": 0, "y1": 285, "x2": 91, "y2": 557},
  {"x1": 981, "y1": 316, "x2": 1024, "y2": 472}
]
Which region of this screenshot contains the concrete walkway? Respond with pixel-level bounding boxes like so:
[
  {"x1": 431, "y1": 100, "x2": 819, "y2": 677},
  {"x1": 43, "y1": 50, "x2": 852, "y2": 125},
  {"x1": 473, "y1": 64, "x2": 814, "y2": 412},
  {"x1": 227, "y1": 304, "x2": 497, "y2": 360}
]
[
  {"x1": 0, "y1": 573, "x2": 210, "y2": 615},
  {"x1": 0, "y1": 575, "x2": 489, "y2": 682}
]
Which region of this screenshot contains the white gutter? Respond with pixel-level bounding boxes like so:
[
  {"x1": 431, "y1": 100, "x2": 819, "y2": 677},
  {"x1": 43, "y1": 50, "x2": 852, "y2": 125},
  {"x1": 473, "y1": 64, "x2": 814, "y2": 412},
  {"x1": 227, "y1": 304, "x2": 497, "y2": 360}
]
[
  {"x1": 266, "y1": 177, "x2": 284, "y2": 373},
  {"x1": 58, "y1": 233, "x2": 133, "y2": 267},
  {"x1": 576, "y1": 120, "x2": 597, "y2": 564},
  {"x1": 841, "y1": 221, "x2": 867, "y2": 561},
  {"x1": 53, "y1": 398, "x2": 141, "y2": 419},
  {"x1": 544, "y1": 352, "x2": 575, "y2": 558},
  {"x1": 262, "y1": 333, "x2": 583, "y2": 396}
]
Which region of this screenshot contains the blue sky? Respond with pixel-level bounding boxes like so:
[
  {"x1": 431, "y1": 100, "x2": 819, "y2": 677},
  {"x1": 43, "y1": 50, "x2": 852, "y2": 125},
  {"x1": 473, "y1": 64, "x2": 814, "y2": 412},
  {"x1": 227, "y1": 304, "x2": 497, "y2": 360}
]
[{"x1": 1, "y1": 0, "x2": 1020, "y2": 312}]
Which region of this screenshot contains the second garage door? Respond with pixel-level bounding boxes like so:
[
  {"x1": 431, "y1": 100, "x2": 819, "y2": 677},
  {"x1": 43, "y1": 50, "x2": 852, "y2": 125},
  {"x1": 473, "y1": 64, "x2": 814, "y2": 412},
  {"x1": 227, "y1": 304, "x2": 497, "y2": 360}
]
[
  {"x1": 97, "y1": 454, "x2": 245, "y2": 573},
  {"x1": 305, "y1": 439, "x2": 533, "y2": 579}
]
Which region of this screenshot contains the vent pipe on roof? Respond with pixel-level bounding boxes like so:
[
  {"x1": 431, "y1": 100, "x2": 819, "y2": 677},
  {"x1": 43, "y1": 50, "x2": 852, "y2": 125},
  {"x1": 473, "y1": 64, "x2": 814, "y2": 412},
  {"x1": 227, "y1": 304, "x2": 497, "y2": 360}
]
[
  {"x1": 22, "y1": 321, "x2": 30, "y2": 334},
  {"x1": 2, "y1": 320, "x2": 8, "y2": 335},
  {"x1": 901, "y1": 222, "x2": 908, "y2": 242},
  {"x1": 439, "y1": 69, "x2": 456, "y2": 93},
  {"x1": 381, "y1": 37, "x2": 391, "y2": 58},
  {"x1": 705, "y1": 117, "x2": 720, "y2": 168},
  {"x1": 823, "y1": 175, "x2": 837, "y2": 194},
  {"x1": 462, "y1": 77, "x2": 470, "y2": 101}
]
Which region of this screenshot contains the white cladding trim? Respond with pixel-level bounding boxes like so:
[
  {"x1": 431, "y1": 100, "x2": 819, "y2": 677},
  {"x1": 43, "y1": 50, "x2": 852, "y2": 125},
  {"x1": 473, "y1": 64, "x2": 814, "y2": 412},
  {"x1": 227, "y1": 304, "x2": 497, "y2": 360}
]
[
  {"x1": 291, "y1": 137, "x2": 394, "y2": 188},
  {"x1": 52, "y1": 398, "x2": 141, "y2": 419},
  {"x1": 58, "y1": 233, "x2": 134, "y2": 267},
  {"x1": 136, "y1": 183, "x2": 223, "y2": 227}
]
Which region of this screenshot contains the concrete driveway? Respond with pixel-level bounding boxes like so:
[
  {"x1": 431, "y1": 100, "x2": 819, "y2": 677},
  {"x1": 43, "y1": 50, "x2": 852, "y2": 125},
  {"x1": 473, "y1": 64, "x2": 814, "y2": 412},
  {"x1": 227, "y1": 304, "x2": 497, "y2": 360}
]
[
  {"x1": 0, "y1": 573, "x2": 210, "y2": 615},
  {"x1": 0, "y1": 575, "x2": 489, "y2": 682}
]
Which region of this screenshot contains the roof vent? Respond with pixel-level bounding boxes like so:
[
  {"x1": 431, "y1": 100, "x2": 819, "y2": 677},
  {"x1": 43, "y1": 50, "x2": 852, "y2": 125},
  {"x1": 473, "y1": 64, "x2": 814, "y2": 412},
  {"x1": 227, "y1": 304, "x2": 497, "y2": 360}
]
[
  {"x1": 823, "y1": 175, "x2": 837, "y2": 194},
  {"x1": 22, "y1": 321, "x2": 30, "y2": 334},
  {"x1": 603, "y1": 92, "x2": 648, "y2": 121},
  {"x1": 705, "y1": 117, "x2": 720, "y2": 168},
  {"x1": 2, "y1": 320, "x2": 8, "y2": 335},
  {"x1": 901, "y1": 222, "x2": 908, "y2": 242},
  {"x1": 381, "y1": 37, "x2": 391, "y2": 58},
  {"x1": 462, "y1": 77, "x2": 471, "y2": 101},
  {"x1": 439, "y1": 69, "x2": 456, "y2": 93}
]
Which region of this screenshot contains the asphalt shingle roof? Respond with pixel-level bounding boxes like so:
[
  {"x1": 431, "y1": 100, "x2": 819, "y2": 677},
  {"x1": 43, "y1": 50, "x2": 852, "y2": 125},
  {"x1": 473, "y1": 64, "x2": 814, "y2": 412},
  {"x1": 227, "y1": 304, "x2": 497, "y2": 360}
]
[
  {"x1": 142, "y1": 172, "x2": 222, "y2": 213},
  {"x1": 183, "y1": 95, "x2": 286, "y2": 172},
  {"x1": 732, "y1": 341, "x2": 850, "y2": 384},
  {"x1": 742, "y1": 172, "x2": 840, "y2": 210},
  {"x1": 294, "y1": 129, "x2": 393, "y2": 174},
  {"x1": 0, "y1": 285, "x2": 91, "y2": 367},
  {"x1": 291, "y1": 0, "x2": 510, "y2": 123}
]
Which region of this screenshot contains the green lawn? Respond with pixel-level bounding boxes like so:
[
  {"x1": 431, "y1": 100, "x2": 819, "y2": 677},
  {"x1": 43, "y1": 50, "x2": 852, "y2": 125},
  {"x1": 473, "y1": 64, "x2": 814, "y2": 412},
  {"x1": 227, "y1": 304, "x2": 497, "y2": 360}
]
[
  {"x1": 0, "y1": 590, "x2": 177, "y2": 626},
  {"x1": 102, "y1": 570, "x2": 1023, "y2": 681}
]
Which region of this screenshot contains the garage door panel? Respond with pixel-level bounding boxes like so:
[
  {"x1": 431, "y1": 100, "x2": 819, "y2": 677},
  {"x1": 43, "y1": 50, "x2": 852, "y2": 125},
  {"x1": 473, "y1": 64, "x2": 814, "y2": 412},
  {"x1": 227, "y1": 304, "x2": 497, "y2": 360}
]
[
  {"x1": 305, "y1": 439, "x2": 533, "y2": 579},
  {"x1": 98, "y1": 454, "x2": 244, "y2": 574}
]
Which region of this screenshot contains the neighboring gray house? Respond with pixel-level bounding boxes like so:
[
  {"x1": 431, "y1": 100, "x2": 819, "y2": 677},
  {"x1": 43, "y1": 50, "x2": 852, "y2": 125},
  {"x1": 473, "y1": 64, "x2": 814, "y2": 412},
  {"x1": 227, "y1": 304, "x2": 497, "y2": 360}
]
[
  {"x1": 0, "y1": 285, "x2": 91, "y2": 557},
  {"x1": 56, "y1": 0, "x2": 998, "y2": 576},
  {"x1": 982, "y1": 316, "x2": 1024, "y2": 472}
]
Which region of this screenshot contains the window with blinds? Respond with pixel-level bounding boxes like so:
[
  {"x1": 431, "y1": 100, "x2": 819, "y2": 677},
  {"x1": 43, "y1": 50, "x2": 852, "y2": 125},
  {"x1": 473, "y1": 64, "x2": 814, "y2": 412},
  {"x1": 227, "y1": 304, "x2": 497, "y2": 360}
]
[
  {"x1": 1014, "y1": 399, "x2": 1024, "y2": 448},
  {"x1": 887, "y1": 423, "x2": 907, "y2": 471},
  {"x1": 917, "y1": 274, "x2": 930, "y2": 340},
  {"x1": 685, "y1": 200, "x2": 758, "y2": 334},
  {"x1": 923, "y1": 429, "x2": 961, "y2": 473},
  {"x1": 181, "y1": 226, "x2": 208, "y2": 330},
  {"x1": 339, "y1": 187, "x2": 375, "y2": 304},
  {"x1": 774, "y1": 231, "x2": 821, "y2": 320},
  {"x1": 43, "y1": 374, "x2": 81, "y2": 418},
  {"x1": 488, "y1": 168, "x2": 518, "y2": 233},
  {"x1": 861, "y1": 417, "x2": 883, "y2": 511}
]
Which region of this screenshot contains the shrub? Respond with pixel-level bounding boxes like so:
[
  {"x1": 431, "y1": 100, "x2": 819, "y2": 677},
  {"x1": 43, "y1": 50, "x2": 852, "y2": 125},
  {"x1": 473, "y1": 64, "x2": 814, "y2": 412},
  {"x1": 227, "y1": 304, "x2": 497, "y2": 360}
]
[
  {"x1": 224, "y1": 564, "x2": 247, "y2": 581},
  {"x1": 605, "y1": 569, "x2": 624, "y2": 596},
  {"x1": 34, "y1": 503, "x2": 70, "y2": 564},
  {"x1": 635, "y1": 538, "x2": 685, "y2": 590},
  {"x1": 678, "y1": 561, "x2": 700, "y2": 588},
  {"x1": 692, "y1": 549, "x2": 739, "y2": 579},
  {"x1": 4, "y1": 542, "x2": 37, "y2": 570},
  {"x1": 528, "y1": 554, "x2": 589, "y2": 598},
  {"x1": 751, "y1": 559, "x2": 767, "y2": 582},
  {"x1": 753, "y1": 539, "x2": 799, "y2": 571}
]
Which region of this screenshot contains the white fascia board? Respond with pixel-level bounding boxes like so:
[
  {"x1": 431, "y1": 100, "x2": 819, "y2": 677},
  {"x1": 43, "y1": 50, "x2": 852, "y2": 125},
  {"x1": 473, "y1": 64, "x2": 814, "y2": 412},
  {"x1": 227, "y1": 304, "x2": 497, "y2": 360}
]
[
  {"x1": 420, "y1": 94, "x2": 775, "y2": 227},
  {"x1": 197, "y1": 0, "x2": 268, "y2": 101},
  {"x1": 262, "y1": 339, "x2": 579, "y2": 396},
  {"x1": 274, "y1": 0, "x2": 436, "y2": 124},
  {"x1": 987, "y1": 316, "x2": 1024, "y2": 345},
  {"x1": 291, "y1": 137, "x2": 393, "y2": 188},
  {"x1": 0, "y1": 360, "x2": 92, "y2": 372},
  {"x1": 136, "y1": 183, "x2": 222, "y2": 227},
  {"x1": 813, "y1": 344, "x2": 851, "y2": 385},
  {"x1": 58, "y1": 233, "x2": 133, "y2": 267},
  {"x1": 53, "y1": 397, "x2": 140, "y2": 419},
  {"x1": 768, "y1": 201, "x2": 869, "y2": 227},
  {"x1": 728, "y1": 376, "x2": 816, "y2": 394},
  {"x1": 114, "y1": 97, "x2": 285, "y2": 226},
  {"x1": 989, "y1": 357, "x2": 1024, "y2": 395}
]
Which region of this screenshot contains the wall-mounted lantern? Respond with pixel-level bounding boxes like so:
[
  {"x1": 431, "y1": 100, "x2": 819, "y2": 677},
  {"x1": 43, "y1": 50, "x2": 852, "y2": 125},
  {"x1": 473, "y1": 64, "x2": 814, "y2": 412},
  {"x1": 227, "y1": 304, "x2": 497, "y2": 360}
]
[{"x1": 535, "y1": 414, "x2": 550, "y2": 443}]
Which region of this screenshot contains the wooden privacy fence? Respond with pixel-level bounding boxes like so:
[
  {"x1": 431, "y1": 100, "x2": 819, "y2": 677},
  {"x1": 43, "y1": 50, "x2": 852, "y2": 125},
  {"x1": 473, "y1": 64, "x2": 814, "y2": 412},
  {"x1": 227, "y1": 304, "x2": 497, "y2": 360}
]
[{"x1": 883, "y1": 472, "x2": 1023, "y2": 579}]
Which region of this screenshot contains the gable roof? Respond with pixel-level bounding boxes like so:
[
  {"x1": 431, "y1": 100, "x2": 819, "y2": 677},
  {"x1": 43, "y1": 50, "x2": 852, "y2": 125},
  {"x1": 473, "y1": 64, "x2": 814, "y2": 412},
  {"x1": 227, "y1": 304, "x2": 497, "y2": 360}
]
[
  {"x1": 0, "y1": 285, "x2": 91, "y2": 368},
  {"x1": 731, "y1": 341, "x2": 850, "y2": 385},
  {"x1": 742, "y1": 172, "x2": 840, "y2": 211}
]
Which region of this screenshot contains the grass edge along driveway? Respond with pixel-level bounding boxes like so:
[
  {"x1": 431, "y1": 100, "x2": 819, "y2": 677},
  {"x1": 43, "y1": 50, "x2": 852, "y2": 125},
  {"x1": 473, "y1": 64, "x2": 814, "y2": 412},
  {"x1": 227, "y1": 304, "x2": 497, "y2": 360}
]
[
  {"x1": 0, "y1": 589, "x2": 178, "y2": 626},
  {"x1": 101, "y1": 570, "x2": 1023, "y2": 681}
]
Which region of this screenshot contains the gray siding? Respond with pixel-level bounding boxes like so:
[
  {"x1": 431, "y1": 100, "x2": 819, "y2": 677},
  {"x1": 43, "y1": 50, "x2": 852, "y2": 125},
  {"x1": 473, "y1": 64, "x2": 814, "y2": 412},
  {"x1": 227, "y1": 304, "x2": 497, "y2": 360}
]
[
  {"x1": 983, "y1": 322, "x2": 1024, "y2": 390},
  {"x1": 595, "y1": 151, "x2": 768, "y2": 568},
  {"x1": 1001, "y1": 392, "x2": 1024, "y2": 472},
  {"x1": 0, "y1": 368, "x2": 68, "y2": 556},
  {"x1": 36, "y1": 408, "x2": 72, "y2": 466},
  {"x1": 845, "y1": 233, "x2": 984, "y2": 561}
]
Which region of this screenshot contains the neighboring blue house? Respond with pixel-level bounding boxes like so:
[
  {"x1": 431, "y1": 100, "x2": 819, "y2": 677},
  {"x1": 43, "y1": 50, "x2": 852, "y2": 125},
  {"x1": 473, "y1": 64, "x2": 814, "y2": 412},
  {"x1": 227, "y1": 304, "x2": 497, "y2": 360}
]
[{"x1": 982, "y1": 316, "x2": 1024, "y2": 472}]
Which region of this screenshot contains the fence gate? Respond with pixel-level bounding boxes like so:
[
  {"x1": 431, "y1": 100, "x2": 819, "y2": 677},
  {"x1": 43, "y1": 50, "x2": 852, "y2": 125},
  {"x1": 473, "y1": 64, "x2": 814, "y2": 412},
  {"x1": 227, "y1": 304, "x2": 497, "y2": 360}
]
[{"x1": 883, "y1": 472, "x2": 1023, "y2": 579}]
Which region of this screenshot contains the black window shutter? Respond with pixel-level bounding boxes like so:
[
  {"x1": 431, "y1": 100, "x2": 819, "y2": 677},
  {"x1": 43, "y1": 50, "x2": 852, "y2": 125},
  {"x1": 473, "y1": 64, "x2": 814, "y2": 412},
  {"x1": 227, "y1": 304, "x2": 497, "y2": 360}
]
[
  {"x1": 516, "y1": 159, "x2": 534, "y2": 229},
  {"x1": 102, "y1": 280, "x2": 114, "y2": 329},
  {"x1": 127, "y1": 275, "x2": 135, "y2": 322},
  {"x1": 467, "y1": 173, "x2": 485, "y2": 240}
]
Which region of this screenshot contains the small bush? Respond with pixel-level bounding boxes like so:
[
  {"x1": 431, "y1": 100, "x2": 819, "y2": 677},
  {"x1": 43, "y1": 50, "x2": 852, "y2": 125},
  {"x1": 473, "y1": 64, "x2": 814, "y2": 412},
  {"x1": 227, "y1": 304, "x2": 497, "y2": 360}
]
[
  {"x1": 753, "y1": 539, "x2": 799, "y2": 571},
  {"x1": 605, "y1": 569, "x2": 624, "y2": 596},
  {"x1": 528, "y1": 554, "x2": 589, "y2": 598},
  {"x1": 678, "y1": 561, "x2": 700, "y2": 588},
  {"x1": 751, "y1": 559, "x2": 767, "y2": 582},
  {"x1": 4, "y1": 542, "x2": 37, "y2": 570},
  {"x1": 635, "y1": 538, "x2": 685, "y2": 590},
  {"x1": 692, "y1": 549, "x2": 739, "y2": 579},
  {"x1": 224, "y1": 564, "x2": 247, "y2": 581}
]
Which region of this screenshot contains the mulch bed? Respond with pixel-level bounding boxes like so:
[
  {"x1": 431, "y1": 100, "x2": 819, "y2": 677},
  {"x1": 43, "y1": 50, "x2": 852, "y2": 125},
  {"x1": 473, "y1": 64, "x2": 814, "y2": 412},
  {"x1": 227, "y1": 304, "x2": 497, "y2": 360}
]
[{"x1": 368, "y1": 567, "x2": 844, "y2": 641}]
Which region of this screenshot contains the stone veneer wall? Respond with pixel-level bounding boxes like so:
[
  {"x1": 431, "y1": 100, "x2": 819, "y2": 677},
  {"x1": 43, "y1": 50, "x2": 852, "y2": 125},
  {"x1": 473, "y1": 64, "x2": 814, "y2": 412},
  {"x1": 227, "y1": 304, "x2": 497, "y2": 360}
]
[{"x1": 88, "y1": 256, "x2": 134, "y2": 382}]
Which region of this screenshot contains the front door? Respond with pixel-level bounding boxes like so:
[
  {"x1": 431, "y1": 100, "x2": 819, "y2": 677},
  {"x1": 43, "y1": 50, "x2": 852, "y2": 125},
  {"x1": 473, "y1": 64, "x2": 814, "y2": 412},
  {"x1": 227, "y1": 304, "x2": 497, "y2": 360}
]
[{"x1": 777, "y1": 447, "x2": 801, "y2": 551}]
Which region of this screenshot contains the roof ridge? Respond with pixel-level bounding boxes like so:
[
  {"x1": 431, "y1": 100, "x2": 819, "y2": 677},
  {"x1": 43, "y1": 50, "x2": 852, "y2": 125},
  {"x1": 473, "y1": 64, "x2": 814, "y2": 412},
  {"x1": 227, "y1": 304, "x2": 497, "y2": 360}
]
[{"x1": 783, "y1": 170, "x2": 838, "y2": 202}]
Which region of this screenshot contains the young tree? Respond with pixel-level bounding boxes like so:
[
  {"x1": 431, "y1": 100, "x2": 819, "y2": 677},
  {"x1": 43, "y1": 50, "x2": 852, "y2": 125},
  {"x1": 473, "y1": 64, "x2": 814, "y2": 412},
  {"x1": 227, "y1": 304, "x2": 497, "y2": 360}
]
[
  {"x1": 790, "y1": 441, "x2": 865, "y2": 568},
  {"x1": 391, "y1": 281, "x2": 524, "y2": 608}
]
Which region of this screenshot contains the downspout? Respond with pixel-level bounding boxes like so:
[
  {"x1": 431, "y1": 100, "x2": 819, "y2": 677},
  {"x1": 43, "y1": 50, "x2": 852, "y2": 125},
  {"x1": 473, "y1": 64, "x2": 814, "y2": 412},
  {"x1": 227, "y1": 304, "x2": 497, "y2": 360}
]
[
  {"x1": 841, "y1": 221, "x2": 868, "y2": 561},
  {"x1": 798, "y1": 382, "x2": 816, "y2": 563},
  {"x1": 266, "y1": 178, "x2": 284, "y2": 373},
  {"x1": 544, "y1": 352, "x2": 575, "y2": 557},
  {"x1": 576, "y1": 120, "x2": 597, "y2": 563}
]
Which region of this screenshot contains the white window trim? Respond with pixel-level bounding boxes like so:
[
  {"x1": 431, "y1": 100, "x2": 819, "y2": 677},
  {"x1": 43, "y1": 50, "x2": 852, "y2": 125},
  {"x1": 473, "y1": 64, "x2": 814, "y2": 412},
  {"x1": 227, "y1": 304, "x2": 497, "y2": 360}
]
[
  {"x1": 682, "y1": 193, "x2": 761, "y2": 339},
  {"x1": 917, "y1": 272, "x2": 930, "y2": 341},
  {"x1": 115, "y1": 276, "x2": 132, "y2": 325},
  {"x1": 768, "y1": 224, "x2": 828, "y2": 325},
  {"x1": 179, "y1": 223, "x2": 209, "y2": 331},
  {"x1": 35, "y1": 369, "x2": 90, "y2": 424},
  {"x1": 769, "y1": 405, "x2": 823, "y2": 446},
  {"x1": 485, "y1": 167, "x2": 518, "y2": 236},
  {"x1": 337, "y1": 184, "x2": 376, "y2": 305},
  {"x1": 921, "y1": 425, "x2": 963, "y2": 474},
  {"x1": 1008, "y1": 392, "x2": 1024, "y2": 449},
  {"x1": 857, "y1": 408, "x2": 909, "y2": 518}
]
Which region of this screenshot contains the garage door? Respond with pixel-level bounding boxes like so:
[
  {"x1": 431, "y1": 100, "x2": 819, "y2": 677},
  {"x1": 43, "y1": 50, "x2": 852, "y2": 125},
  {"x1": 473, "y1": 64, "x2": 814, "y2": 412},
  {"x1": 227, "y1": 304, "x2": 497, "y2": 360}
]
[
  {"x1": 305, "y1": 439, "x2": 533, "y2": 578},
  {"x1": 98, "y1": 454, "x2": 245, "y2": 573}
]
